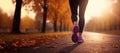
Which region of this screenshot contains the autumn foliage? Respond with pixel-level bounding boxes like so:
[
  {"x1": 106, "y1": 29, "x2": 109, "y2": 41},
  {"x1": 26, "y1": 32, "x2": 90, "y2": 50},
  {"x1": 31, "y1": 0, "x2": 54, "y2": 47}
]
[{"x1": 0, "y1": 33, "x2": 68, "y2": 53}]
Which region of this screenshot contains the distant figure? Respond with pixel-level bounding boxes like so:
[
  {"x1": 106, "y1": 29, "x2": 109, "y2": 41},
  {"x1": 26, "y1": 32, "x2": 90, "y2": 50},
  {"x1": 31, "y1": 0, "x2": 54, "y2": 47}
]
[{"x1": 69, "y1": 0, "x2": 88, "y2": 43}]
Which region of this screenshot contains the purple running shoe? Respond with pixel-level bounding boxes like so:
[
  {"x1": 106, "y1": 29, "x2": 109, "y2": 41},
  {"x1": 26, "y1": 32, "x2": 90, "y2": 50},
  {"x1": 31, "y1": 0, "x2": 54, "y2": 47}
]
[
  {"x1": 72, "y1": 33, "x2": 78, "y2": 42},
  {"x1": 71, "y1": 26, "x2": 79, "y2": 42},
  {"x1": 77, "y1": 37, "x2": 84, "y2": 43}
]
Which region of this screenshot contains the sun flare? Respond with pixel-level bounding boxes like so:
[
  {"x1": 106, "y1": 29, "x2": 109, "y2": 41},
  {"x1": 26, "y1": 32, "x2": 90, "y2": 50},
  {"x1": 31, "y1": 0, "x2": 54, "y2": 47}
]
[
  {"x1": 0, "y1": 0, "x2": 36, "y2": 19},
  {"x1": 0, "y1": 0, "x2": 117, "y2": 21},
  {"x1": 85, "y1": 0, "x2": 116, "y2": 23}
]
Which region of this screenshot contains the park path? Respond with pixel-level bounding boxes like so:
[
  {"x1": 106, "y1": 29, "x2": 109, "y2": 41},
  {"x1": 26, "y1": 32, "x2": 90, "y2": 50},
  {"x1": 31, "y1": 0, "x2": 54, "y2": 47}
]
[{"x1": 15, "y1": 32, "x2": 120, "y2": 53}]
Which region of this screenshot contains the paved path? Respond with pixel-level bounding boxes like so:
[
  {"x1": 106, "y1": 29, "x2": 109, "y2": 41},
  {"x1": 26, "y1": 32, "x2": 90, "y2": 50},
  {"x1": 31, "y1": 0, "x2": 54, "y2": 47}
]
[{"x1": 16, "y1": 32, "x2": 120, "y2": 53}]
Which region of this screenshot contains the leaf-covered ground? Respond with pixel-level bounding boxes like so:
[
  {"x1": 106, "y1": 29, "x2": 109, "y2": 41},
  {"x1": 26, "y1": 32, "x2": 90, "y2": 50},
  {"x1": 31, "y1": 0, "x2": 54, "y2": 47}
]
[
  {"x1": 0, "y1": 32, "x2": 71, "y2": 53},
  {"x1": 0, "y1": 31, "x2": 120, "y2": 53}
]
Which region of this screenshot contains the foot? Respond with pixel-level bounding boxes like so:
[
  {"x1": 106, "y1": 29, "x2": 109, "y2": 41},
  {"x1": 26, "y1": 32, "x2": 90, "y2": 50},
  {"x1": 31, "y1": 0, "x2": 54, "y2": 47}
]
[
  {"x1": 72, "y1": 33, "x2": 78, "y2": 42},
  {"x1": 73, "y1": 25, "x2": 79, "y2": 33},
  {"x1": 78, "y1": 38, "x2": 84, "y2": 43},
  {"x1": 71, "y1": 25, "x2": 79, "y2": 42}
]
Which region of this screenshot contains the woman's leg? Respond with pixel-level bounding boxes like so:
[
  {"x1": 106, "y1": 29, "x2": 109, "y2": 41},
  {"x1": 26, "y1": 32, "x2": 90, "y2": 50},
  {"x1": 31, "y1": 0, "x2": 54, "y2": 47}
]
[
  {"x1": 69, "y1": 0, "x2": 79, "y2": 24},
  {"x1": 78, "y1": 0, "x2": 88, "y2": 39},
  {"x1": 69, "y1": 0, "x2": 80, "y2": 42},
  {"x1": 79, "y1": 0, "x2": 88, "y2": 33},
  {"x1": 78, "y1": 0, "x2": 88, "y2": 42}
]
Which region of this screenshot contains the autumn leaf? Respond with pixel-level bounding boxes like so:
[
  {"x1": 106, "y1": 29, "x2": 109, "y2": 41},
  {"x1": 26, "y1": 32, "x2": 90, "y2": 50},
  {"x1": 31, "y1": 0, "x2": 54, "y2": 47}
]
[{"x1": 0, "y1": 45, "x2": 4, "y2": 49}]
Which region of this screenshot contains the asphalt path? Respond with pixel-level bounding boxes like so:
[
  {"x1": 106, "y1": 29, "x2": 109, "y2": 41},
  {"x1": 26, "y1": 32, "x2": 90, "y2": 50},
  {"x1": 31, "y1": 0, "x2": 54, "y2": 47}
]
[{"x1": 15, "y1": 32, "x2": 120, "y2": 53}]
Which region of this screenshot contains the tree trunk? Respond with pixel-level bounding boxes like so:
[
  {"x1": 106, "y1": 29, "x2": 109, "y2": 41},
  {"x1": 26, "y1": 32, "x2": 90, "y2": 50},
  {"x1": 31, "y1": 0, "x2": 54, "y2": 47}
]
[
  {"x1": 12, "y1": 0, "x2": 22, "y2": 33},
  {"x1": 53, "y1": 13, "x2": 58, "y2": 32},
  {"x1": 54, "y1": 20, "x2": 57, "y2": 32},
  {"x1": 59, "y1": 20, "x2": 62, "y2": 32},
  {"x1": 63, "y1": 24, "x2": 66, "y2": 31},
  {"x1": 41, "y1": 0, "x2": 48, "y2": 33}
]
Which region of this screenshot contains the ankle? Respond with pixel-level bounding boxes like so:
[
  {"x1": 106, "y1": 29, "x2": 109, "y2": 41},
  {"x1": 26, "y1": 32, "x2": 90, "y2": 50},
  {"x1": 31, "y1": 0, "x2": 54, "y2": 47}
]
[
  {"x1": 79, "y1": 32, "x2": 82, "y2": 38},
  {"x1": 74, "y1": 22, "x2": 78, "y2": 26}
]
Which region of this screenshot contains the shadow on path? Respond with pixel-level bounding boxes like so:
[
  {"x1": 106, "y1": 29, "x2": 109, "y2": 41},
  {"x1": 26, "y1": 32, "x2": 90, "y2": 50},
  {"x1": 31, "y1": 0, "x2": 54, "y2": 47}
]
[{"x1": 58, "y1": 43, "x2": 82, "y2": 53}]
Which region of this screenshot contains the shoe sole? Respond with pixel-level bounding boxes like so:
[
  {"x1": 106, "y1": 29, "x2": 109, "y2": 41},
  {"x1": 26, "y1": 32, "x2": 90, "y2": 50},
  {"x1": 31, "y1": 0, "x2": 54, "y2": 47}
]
[
  {"x1": 78, "y1": 40, "x2": 84, "y2": 43},
  {"x1": 72, "y1": 33, "x2": 78, "y2": 42},
  {"x1": 72, "y1": 26, "x2": 79, "y2": 42}
]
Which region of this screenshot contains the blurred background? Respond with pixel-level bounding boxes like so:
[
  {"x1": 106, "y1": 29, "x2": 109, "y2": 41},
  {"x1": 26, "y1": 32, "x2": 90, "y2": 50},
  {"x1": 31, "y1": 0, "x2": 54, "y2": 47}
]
[{"x1": 0, "y1": 0, "x2": 120, "y2": 33}]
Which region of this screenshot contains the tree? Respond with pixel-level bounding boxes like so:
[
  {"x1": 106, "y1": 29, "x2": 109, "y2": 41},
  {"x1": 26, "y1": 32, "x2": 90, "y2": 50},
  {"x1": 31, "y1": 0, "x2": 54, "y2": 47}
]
[
  {"x1": 41, "y1": 0, "x2": 48, "y2": 33},
  {"x1": 12, "y1": 0, "x2": 22, "y2": 33},
  {"x1": 11, "y1": 0, "x2": 72, "y2": 33},
  {"x1": 59, "y1": 7, "x2": 70, "y2": 32},
  {"x1": 35, "y1": 11, "x2": 42, "y2": 32},
  {"x1": 48, "y1": 0, "x2": 60, "y2": 32},
  {"x1": 24, "y1": 0, "x2": 49, "y2": 33},
  {"x1": 11, "y1": 0, "x2": 49, "y2": 33},
  {"x1": 21, "y1": 16, "x2": 36, "y2": 32},
  {"x1": 59, "y1": 17, "x2": 63, "y2": 32},
  {"x1": 48, "y1": 0, "x2": 70, "y2": 32},
  {"x1": 0, "y1": 8, "x2": 12, "y2": 32},
  {"x1": 112, "y1": 0, "x2": 120, "y2": 30},
  {"x1": 0, "y1": 9, "x2": 3, "y2": 29}
]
